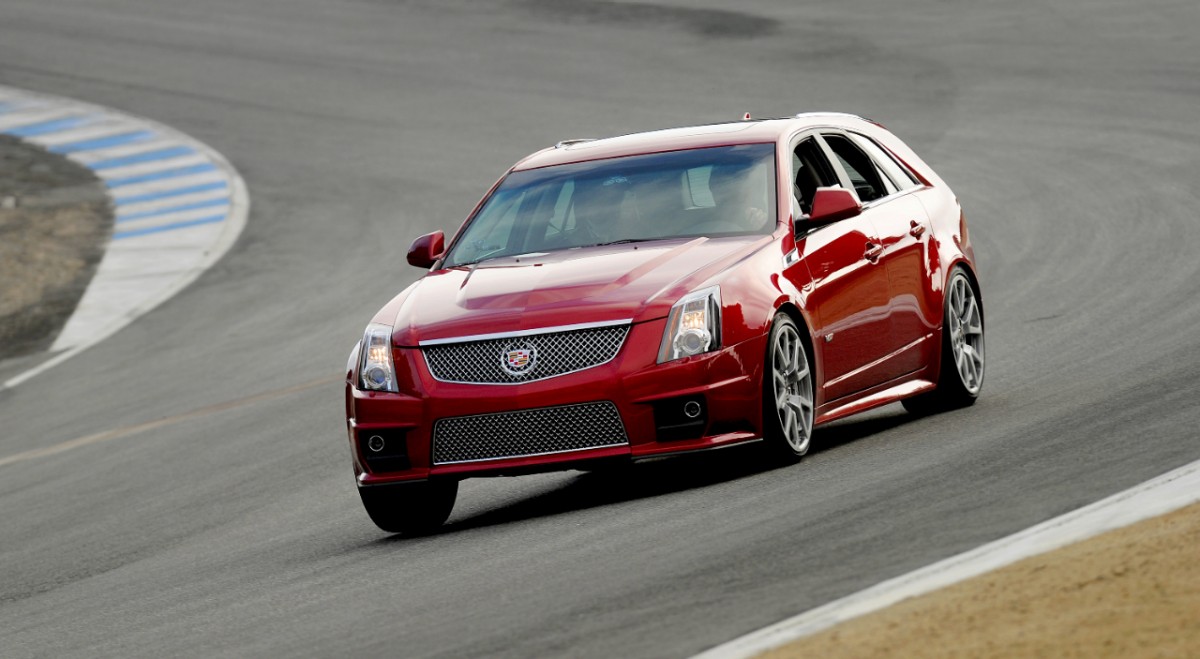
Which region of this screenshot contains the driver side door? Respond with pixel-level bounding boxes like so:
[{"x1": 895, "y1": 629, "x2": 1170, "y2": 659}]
[{"x1": 786, "y1": 135, "x2": 894, "y2": 403}]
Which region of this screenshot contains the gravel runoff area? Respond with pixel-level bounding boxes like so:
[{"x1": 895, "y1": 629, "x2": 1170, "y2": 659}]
[
  {"x1": 763, "y1": 502, "x2": 1200, "y2": 658},
  {"x1": 0, "y1": 134, "x2": 111, "y2": 360}
]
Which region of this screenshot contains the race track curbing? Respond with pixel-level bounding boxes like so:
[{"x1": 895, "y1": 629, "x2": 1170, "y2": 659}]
[
  {"x1": 693, "y1": 457, "x2": 1200, "y2": 658},
  {"x1": 0, "y1": 85, "x2": 248, "y2": 389}
]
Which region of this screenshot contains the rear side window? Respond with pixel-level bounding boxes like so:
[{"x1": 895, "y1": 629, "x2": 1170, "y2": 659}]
[{"x1": 849, "y1": 133, "x2": 921, "y2": 191}]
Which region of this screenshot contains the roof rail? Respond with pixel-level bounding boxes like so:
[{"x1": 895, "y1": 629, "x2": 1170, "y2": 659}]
[
  {"x1": 793, "y1": 111, "x2": 882, "y2": 126},
  {"x1": 554, "y1": 138, "x2": 596, "y2": 149}
]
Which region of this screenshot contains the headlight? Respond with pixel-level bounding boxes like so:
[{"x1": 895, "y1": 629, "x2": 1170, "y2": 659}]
[
  {"x1": 358, "y1": 323, "x2": 398, "y2": 392},
  {"x1": 658, "y1": 286, "x2": 722, "y2": 363}
]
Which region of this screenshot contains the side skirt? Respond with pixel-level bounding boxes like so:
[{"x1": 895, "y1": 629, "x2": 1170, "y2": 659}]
[{"x1": 815, "y1": 372, "x2": 936, "y2": 426}]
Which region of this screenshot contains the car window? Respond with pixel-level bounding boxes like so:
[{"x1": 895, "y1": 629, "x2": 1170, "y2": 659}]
[
  {"x1": 848, "y1": 133, "x2": 921, "y2": 191},
  {"x1": 877, "y1": 165, "x2": 900, "y2": 196},
  {"x1": 442, "y1": 143, "x2": 777, "y2": 267},
  {"x1": 822, "y1": 134, "x2": 890, "y2": 203},
  {"x1": 684, "y1": 166, "x2": 716, "y2": 208},
  {"x1": 791, "y1": 137, "x2": 838, "y2": 216},
  {"x1": 541, "y1": 180, "x2": 576, "y2": 242},
  {"x1": 452, "y1": 189, "x2": 527, "y2": 264}
]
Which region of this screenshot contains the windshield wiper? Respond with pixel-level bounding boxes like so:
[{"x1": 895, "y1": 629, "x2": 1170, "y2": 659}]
[
  {"x1": 447, "y1": 247, "x2": 510, "y2": 268},
  {"x1": 452, "y1": 239, "x2": 657, "y2": 266},
  {"x1": 591, "y1": 238, "x2": 659, "y2": 247}
]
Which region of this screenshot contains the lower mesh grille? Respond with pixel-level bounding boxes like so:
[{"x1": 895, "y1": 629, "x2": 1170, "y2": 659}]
[{"x1": 432, "y1": 402, "x2": 628, "y2": 465}]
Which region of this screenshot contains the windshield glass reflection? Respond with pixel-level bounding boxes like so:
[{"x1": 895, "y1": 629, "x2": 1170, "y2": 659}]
[{"x1": 443, "y1": 143, "x2": 777, "y2": 267}]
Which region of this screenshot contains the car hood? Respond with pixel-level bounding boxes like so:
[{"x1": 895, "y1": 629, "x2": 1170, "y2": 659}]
[{"x1": 388, "y1": 235, "x2": 770, "y2": 345}]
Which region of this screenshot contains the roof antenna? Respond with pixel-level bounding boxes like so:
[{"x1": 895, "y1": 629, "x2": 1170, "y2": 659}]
[{"x1": 742, "y1": 112, "x2": 752, "y2": 121}]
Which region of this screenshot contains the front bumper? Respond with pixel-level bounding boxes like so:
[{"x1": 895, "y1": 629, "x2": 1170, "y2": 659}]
[{"x1": 346, "y1": 319, "x2": 766, "y2": 485}]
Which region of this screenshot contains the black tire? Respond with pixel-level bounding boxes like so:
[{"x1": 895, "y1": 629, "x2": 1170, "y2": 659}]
[
  {"x1": 903, "y1": 266, "x2": 985, "y2": 415},
  {"x1": 762, "y1": 313, "x2": 816, "y2": 462},
  {"x1": 358, "y1": 479, "x2": 458, "y2": 535}
]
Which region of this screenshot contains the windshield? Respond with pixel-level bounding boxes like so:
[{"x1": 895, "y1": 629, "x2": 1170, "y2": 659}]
[{"x1": 442, "y1": 143, "x2": 777, "y2": 267}]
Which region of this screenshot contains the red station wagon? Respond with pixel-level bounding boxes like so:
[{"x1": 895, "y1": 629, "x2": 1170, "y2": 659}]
[{"x1": 345, "y1": 113, "x2": 985, "y2": 533}]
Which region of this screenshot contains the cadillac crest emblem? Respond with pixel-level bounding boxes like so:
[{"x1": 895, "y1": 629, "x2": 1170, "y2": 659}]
[{"x1": 500, "y1": 343, "x2": 538, "y2": 377}]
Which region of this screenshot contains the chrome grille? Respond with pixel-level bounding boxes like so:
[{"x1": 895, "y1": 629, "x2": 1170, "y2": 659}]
[
  {"x1": 422, "y1": 324, "x2": 629, "y2": 384},
  {"x1": 432, "y1": 402, "x2": 628, "y2": 464}
]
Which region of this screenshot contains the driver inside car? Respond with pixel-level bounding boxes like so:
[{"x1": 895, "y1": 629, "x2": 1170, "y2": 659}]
[{"x1": 702, "y1": 162, "x2": 771, "y2": 233}]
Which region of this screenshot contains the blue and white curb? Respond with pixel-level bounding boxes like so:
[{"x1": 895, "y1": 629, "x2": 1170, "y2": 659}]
[
  {"x1": 0, "y1": 85, "x2": 248, "y2": 388},
  {"x1": 693, "y1": 458, "x2": 1200, "y2": 658}
]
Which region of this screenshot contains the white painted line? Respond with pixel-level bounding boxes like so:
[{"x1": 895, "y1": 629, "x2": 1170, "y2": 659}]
[
  {"x1": 1, "y1": 84, "x2": 250, "y2": 389},
  {"x1": 0, "y1": 107, "x2": 77, "y2": 131},
  {"x1": 28, "y1": 121, "x2": 143, "y2": 147},
  {"x1": 115, "y1": 204, "x2": 230, "y2": 232},
  {"x1": 693, "y1": 458, "x2": 1200, "y2": 659},
  {"x1": 0, "y1": 100, "x2": 44, "y2": 115},
  {"x1": 68, "y1": 137, "x2": 182, "y2": 164},
  {"x1": 109, "y1": 171, "x2": 227, "y2": 198},
  {"x1": 93, "y1": 153, "x2": 209, "y2": 179},
  {"x1": 0, "y1": 92, "x2": 42, "y2": 106},
  {"x1": 116, "y1": 188, "x2": 231, "y2": 216}
]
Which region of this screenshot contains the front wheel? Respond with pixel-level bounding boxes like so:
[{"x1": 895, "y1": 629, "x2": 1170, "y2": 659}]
[
  {"x1": 903, "y1": 267, "x2": 985, "y2": 414},
  {"x1": 358, "y1": 480, "x2": 458, "y2": 535},
  {"x1": 762, "y1": 314, "x2": 815, "y2": 461}
]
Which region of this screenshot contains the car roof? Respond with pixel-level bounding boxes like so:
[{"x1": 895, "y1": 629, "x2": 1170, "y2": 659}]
[{"x1": 512, "y1": 113, "x2": 879, "y2": 171}]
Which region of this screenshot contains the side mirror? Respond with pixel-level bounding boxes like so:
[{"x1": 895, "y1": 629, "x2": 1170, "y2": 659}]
[
  {"x1": 406, "y1": 231, "x2": 445, "y2": 269},
  {"x1": 808, "y1": 187, "x2": 862, "y2": 224}
]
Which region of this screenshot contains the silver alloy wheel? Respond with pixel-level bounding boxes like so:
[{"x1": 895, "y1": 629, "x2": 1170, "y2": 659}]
[
  {"x1": 947, "y1": 273, "x2": 985, "y2": 394},
  {"x1": 771, "y1": 322, "x2": 814, "y2": 454}
]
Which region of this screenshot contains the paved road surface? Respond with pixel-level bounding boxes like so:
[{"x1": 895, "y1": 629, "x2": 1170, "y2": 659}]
[{"x1": 1, "y1": 1, "x2": 1198, "y2": 656}]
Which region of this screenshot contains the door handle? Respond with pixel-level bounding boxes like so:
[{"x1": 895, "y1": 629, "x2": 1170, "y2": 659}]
[
  {"x1": 864, "y1": 242, "x2": 883, "y2": 262},
  {"x1": 909, "y1": 219, "x2": 926, "y2": 238}
]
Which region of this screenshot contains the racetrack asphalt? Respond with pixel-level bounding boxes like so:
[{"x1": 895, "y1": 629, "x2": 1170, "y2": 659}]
[{"x1": 1, "y1": 1, "x2": 1198, "y2": 657}]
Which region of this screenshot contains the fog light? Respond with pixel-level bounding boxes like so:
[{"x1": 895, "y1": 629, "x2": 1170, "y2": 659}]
[
  {"x1": 367, "y1": 435, "x2": 386, "y2": 453},
  {"x1": 652, "y1": 395, "x2": 707, "y2": 442}
]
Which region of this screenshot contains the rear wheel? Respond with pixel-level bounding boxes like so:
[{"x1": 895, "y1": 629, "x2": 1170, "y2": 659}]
[
  {"x1": 903, "y1": 267, "x2": 984, "y2": 414},
  {"x1": 763, "y1": 314, "x2": 815, "y2": 461},
  {"x1": 358, "y1": 480, "x2": 458, "y2": 535}
]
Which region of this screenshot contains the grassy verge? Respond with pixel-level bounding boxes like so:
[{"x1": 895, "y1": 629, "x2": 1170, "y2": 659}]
[
  {"x1": 0, "y1": 135, "x2": 111, "y2": 360},
  {"x1": 764, "y1": 502, "x2": 1200, "y2": 658}
]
